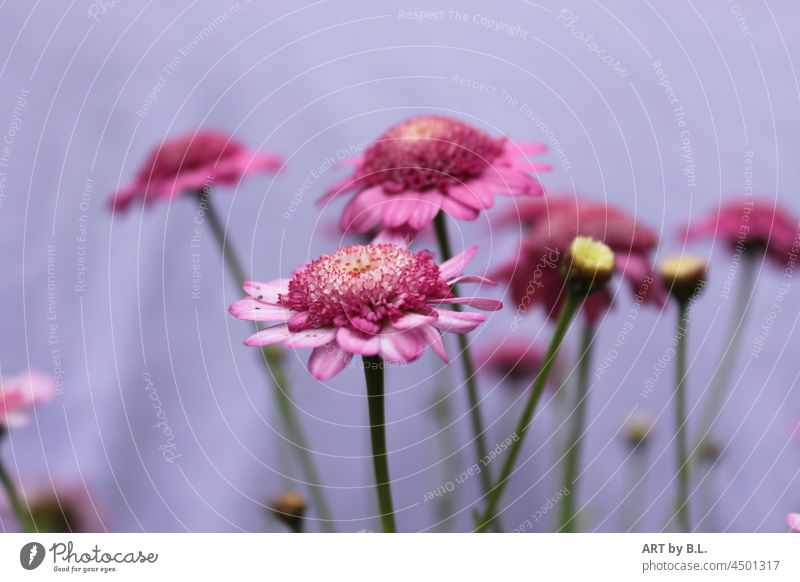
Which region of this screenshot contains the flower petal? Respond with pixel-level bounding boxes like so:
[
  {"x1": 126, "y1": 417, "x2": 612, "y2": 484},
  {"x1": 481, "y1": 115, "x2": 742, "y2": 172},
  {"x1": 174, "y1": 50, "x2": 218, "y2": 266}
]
[
  {"x1": 379, "y1": 328, "x2": 426, "y2": 363},
  {"x1": 787, "y1": 512, "x2": 800, "y2": 532},
  {"x1": 340, "y1": 187, "x2": 387, "y2": 233},
  {"x1": 430, "y1": 297, "x2": 503, "y2": 311},
  {"x1": 418, "y1": 325, "x2": 448, "y2": 363},
  {"x1": 447, "y1": 274, "x2": 496, "y2": 286},
  {"x1": 308, "y1": 343, "x2": 353, "y2": 380},
  {"x1": 441, "y1": 195, "x2": 480, "y2": 221},
  {"x1": 283, "y1": 327, "x2": 337, "y2": 348},
  {"x1": 243, "y1": 279, "x2": 290, "y2": 303},
  {"x1": 336, "y1": 327, "x2": 381, "y2": 356},
  {"x1": 409, "y1": 192, "x2": 443, "y2": 230},
  {"x1": 438, "y1": 246, "x2": 479, "y2": 280},
  {"x1": 244, "y1": 324, "x2": 291, "y2": 346},
  {"x1": 229, "y1": 298, "x2": 293, "y2": 322},
  {"x1": 430, "y1": 309, "x2": 486, "y2": 333},
  {"x1": 393, "y1": 313, "x2": 437, "y2": 330}
]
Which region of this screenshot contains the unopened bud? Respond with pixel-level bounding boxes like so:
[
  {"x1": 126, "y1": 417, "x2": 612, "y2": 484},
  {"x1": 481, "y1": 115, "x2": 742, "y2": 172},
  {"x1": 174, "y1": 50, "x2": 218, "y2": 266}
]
[
  {"x1": 268, "y1": 491, "x2": 307, "y2": 530},
  {"x1": 624, "y1": 412, "x2": 653, "y2": 449},
  {"x1": 561, "y1": 236, "x2": 615, "y2": 295},
  {"x1": 659, "y1": 255, "x2": 707, "y2": 303}
]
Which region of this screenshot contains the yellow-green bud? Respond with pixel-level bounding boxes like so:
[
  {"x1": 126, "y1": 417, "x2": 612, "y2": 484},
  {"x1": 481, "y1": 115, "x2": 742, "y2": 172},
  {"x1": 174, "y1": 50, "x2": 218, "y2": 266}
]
[
  {"x1": 561, "y1": 236, "x2": 615, "y2": 295},
  {"x1": 659, "y1": 255, "x2": 707, "y2": 303}
]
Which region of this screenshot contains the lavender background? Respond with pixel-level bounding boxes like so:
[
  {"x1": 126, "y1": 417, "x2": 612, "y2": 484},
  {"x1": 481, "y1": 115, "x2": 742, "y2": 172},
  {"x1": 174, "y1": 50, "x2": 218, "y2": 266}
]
[{"x1": 1, "y1": 0, "x2": 799, "y2": 532}]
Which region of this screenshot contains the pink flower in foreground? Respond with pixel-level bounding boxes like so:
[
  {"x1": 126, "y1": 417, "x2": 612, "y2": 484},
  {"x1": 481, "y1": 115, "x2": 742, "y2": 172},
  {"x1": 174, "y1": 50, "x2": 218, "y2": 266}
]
[
  {"x1": 495, "y1": 196, "x2": 664, "y2": 323},
  {"x1": 0, "y1": 370, "x2": 55, "y2": 429},
  {"x1": 321, "y1": 115, "x2": 549, "y2": 236},
  {"x1": 788, "y1": 513, "x2": 800, "y2": 532},
  {"x1": 476, "y1": 339, "x2": 548, "y2": 384},
  {"x1": 229, "y1": 243, "x2": 501, "y2": 380},
  {"x1": 109, "y1": 130, "x2": 282, "y2": 212},
  {"x1": 683, "y1": 198, "x2": 800, "y2": 267}
]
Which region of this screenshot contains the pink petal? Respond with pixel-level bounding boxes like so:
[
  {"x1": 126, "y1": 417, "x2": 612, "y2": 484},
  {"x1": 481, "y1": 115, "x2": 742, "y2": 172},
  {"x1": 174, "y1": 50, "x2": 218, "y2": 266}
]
[
  {"x1": 418, "y1": 325, "x2": 448, "y2": 363},
  {"x1": 447, "y1": 274, "x2": 496, "y2": 286},
  {"x1": 430, "y1": 309, "x2": 486, "y2": 333},
  {"x1": 308, "y1": 343, "x2": 353, "y2": 380},
  {"x1": 229, "y1": 298, "x2": 293, "y2": 322},
  {"x1": 507, "y1": 141, "x2": 548, "y2": 156},
  {"x1": 283, "y1": 327, "x2": 337, "y2": 348},
  {"x1": 430, "y1": 297, "x2": 502, "y2": 311},
  {"x1": 379, "y1": 329, "x2": 426, "y2": 363},
  {"x1": 244, "y1": 324, "x2": 291, "y2": 346},
  {"x1": 319, "y1": 175, "x2": 361, "y2": 205},
  {"x1": 447, "y1": 184, "x2": 488, "y2": 210},
  {"x1": 371, "y1": 228, "x2": 414, "y2": 246},
  {"x1": 787, "y1": 513, "x2": 800, "y2": 532},
  {"x1": 336, "y1": 327, "x2": 381, "y2": 356},
  {"x1": 409, "y1": 192, "x2": 443, "y2": 230},
  {"x1": 441, "y1": 195, "x2": 480, "y2": 221},
  {"x1": 381, "y1": 193, "x2": 421, "y2": 228},
  {"x1": 393, "y1": 313, "x2": 437, "y2": 330},
  {"x1": 340, "y1": 187, "x2": 387, "y2": 233},
  {"x1": 243, "y1": 279, "x2": 290, "y2": 303},
  {"x1": 438, "y1": 246, "x2": 479, "y2": 280}
]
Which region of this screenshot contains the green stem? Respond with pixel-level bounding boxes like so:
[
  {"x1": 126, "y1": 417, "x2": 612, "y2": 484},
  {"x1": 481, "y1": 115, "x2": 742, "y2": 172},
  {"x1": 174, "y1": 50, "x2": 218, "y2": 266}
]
[
  {"x1": 696, "y1": 252, "x2": 757, "y2": 453},
  {"x1": 674, "y1": 301, "x2": 691, "y2": 532},
  {"x1": 201, "y1": 192, "x2": 335, "y2": 532},
  {"x1": 621, "y1": 448, "x2": 648, "y2": 532},
  {"x1": 362, "y1": 356, "x2": 397, "y2": 533},
  {"x1": 0, "y1": 457, "x2": 34, "y2": 533},
  {"x1": 559, "y1": 320, "x2": 594, "y2": 532},
  {"x1": 476, "y1": 290, "x2": 582, "y2": 532},
  {"x1": 432, "y1": 212, "x2": 494, "y2": 501}
]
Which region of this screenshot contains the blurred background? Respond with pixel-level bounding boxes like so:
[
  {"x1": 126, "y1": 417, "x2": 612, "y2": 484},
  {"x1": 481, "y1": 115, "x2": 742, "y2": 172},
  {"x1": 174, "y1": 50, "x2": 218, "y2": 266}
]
[{"x1": 1, "y1": 0, "x2": 799, "y2": 532}]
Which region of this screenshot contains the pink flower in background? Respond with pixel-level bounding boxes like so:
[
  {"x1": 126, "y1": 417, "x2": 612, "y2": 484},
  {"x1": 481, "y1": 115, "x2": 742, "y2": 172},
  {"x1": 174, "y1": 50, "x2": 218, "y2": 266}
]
[
  {"x1": 682, "y1": 198, "x2": 800, "y2": 267},
  {"x1": 109, "y1": 130, "x2": 283, "y2": 212},
  {"x1": 494, "y1": 196, "x2": 664, "y2": 322},
  {"x1": 229, "y1": 243, "x2": 501, "y2": 380},
  {"x1": 476, "y1": 338, "x2": 548, "y2": 384},
  {"x1": 787, "y1": 513, "x2": 800, "y2": 532},
  {"x1": 320, "y1": 115, "x2": 549, "y2": 236},
  {"x1": 0, "y1": 370, "x2": 55, "y2": 429}
]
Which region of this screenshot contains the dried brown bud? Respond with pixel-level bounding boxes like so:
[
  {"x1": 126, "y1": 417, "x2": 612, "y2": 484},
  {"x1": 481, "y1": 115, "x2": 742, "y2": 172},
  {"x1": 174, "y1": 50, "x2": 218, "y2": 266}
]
[{"x1": 268, "y1": 491, "x2": 307, "y2": 531}]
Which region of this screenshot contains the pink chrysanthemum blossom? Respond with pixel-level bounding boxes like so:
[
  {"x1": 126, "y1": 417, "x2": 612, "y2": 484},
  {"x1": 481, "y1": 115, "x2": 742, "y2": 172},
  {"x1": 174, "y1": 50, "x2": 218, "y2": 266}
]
[
  {"x1": 109, "y1": 130, "x2": 283, "y2": 212},
  {"x1": 476, "y1": 339, "x2": 548, "y2": 384},
  {"x1": 494, "y1": 196, "x2": 665, "y2": 323},
  {"x1": 788, "y1": 513, "x2": 800, "y2": 533},
  {"x1": 229, "y1": 243, "x2": 501, "y2": 380},
  {"x1": 682, "y1": 198, "x2": 800, "y2": 267},
  {"x1": 0, "y1": 370, "x2": 55, "y2": 429},
  {"x1": 320, "y1": 115, "x2": 549, "y2": 235}
]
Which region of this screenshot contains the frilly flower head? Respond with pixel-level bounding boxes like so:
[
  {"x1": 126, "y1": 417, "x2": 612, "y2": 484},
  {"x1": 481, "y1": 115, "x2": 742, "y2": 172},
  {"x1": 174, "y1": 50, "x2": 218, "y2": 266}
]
[
  {"x1": 229, "y1": 243, "x2": 501, "y2": 380},
  {"x1": 0, "y1": 370, "x2": 55, "y2": 430},
  {"x1": 495, "y1": 196, "x2": 665, "y2": 322},
  {"x1": 659, "y1": 255, "x2": 707, "y2": 303},
  {"x1": 321, "y1": 115, "x2": 549, "y2": 236},
  {"x1": 682, "y1": 198, "x2": 800, "y2": 267},
  {"x1": 109, "y1": 130, "x2": 283, "y2": 212}
]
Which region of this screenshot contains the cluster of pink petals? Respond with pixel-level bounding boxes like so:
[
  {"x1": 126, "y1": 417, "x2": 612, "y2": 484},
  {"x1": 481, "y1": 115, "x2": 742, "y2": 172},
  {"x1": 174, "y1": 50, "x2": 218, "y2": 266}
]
[
  {"x1": 682, "y1": 197, "x2": 800, "y2": 267},
  {"x1": 0, "y1": 370, "x2": 55, "y2": 429},
  {"x1": 229, "y1": 243, "x2": 501, "y2": 380},
  {"x1": 320, "y1": 115, "x2": 549, "y2": 236},
  {"x1": 109, "y1": 130, "x2": 283, "y2": 212},
  {"x1": 494, "y1": 196, "x2": 665, "y2": 323},
  {"x1": 476, "y1": 338, "x2": 548, "y2": 384},
  {"x1": 788, "y1": 513, "x2": 800, "y2": 532}
]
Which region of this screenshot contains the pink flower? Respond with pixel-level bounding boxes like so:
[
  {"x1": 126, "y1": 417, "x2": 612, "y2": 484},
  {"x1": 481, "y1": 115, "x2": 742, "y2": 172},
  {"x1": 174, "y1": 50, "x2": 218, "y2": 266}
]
[
  {"x1": 229, "y1": 243, "x2": 502, "y2": 380},
  {"x1": 320, "y1": 115, "x2": 549, "y2": 236},
  {"x1": 109, "y1": 130, "x2": 283, "y2": 212},
  {"x1": 788, "y1": 513, "x2": 800, "y2": 532},
  {"x1": 476, "y1": 339, "x2": 548, "y2": 384},
  {"x1": 682, "y1": 198, "x2": 800, "y2": 267},
  {"x1": 0, "y1": 370, "x2": 55, "y2": 429},
  {"x1": 494, "y1": 196, "x2": 664, "y2": 323},
  {"x1": 1, "y1": 484, "x2": 104, "y2": 533}
]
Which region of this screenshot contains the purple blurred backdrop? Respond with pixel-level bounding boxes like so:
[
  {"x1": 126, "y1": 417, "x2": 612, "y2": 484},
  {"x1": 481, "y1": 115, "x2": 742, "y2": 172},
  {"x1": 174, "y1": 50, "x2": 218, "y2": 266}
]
[{"x1": 1, "y1": 0, "x2": 799, "y2": 532}]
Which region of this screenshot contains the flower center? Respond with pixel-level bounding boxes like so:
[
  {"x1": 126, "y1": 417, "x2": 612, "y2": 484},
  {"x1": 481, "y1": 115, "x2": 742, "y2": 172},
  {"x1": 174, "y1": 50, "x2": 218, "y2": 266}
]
[
  {"x1": 358, "y1": 115, "x2": 505, "y2": 193},
  {"x1": 281, "y1": 244, "x2": 450, "y2": 332}
]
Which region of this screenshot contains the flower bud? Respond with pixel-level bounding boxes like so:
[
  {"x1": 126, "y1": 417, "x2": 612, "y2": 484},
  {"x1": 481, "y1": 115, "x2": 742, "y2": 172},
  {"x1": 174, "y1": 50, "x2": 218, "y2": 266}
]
[
  {"x1": 561, "y1": 236, "x2": 615, "y2": 295},
  {"x1": 623, "y1": 412, "x2": 653, "y2": 449},
  {"x1": 268, "y1": 491, "x2": 307, "y2": 530},
  {"x1": 659, "y1": 255, "x2": 707, "y2": 303}
]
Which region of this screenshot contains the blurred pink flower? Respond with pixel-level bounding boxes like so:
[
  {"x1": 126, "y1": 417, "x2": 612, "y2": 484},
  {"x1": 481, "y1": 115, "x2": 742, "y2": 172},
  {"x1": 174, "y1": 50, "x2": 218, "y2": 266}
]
[
  {"x1": 476, "y1": 339, "x2": 547, "y2": 384},
  {"x1": 494, "y1": 196, "x2": 664, "y2": 323},
  {"x1": 1, "y1": 484, "x2": 103, "y2": 533},
  {"x1": 321, "y1": 115, "x2": 549, "y2": 236},
  {"x1": 683, "y1": 198, "x2": 800, "y2": 267},
  {"x1": 0, "y1": 370, "x2": 55, "y2": 429},
  {"x1": 229, "y1": 243, "x2": 501, "y2": 380},
  {"x1": 787, "y1": 512, "x2": 800, "y2": 532},
  {"x1": 109, "y1": 130, "x2": 282, "y2": 212}
]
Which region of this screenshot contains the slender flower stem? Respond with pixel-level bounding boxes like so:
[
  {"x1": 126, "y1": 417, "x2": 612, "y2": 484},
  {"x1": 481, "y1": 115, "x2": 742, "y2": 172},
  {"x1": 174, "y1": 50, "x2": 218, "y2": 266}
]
[
  {"x1": 200, "y1": 192, "x2": 335, "y2": 532},
  {"x1": 697, "y1": 252, "x2": 757, "y2": 453},
  {"x1": 362, "y1": 356, "x2": 397, "y2": 533},
  {"x1": 476, "y1": 290, "x2": 582, "y2": 532},
  {"x1": 0, "y1": 456, "x2": 34, "y2": 533},
  {"x1": 559, "y1": 320, "x2": 594, "y2": 533},
  {"x1": 621, "y1": 447, "x2": 648, "y2": 532},
  {"x1": 432, "y1": 212, "x2": 493, "y2": 501},
  {"x1": 674, "y1": 300, "x2": 691, "y2": 532}
]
